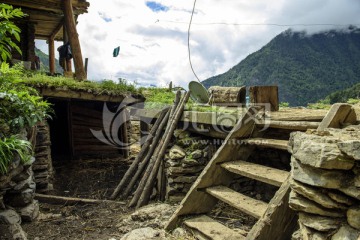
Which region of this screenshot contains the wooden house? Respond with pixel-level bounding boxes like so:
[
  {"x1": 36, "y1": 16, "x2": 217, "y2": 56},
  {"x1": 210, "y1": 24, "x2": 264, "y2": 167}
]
[{"x1": 3, "y1": 0, "x2": 89, "y2": 80}]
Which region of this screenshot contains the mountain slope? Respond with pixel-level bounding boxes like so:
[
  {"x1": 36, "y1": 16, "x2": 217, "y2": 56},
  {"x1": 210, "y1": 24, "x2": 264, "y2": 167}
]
[
  {"x1": 203, "y1": 27, "x2": 360, "y2": 106},
  {"x1": 35, "y1": 47, "x2": 63, "y2": 73},
  {"x1": 324, "y1": 82, "x2": 360, "y2": 103}
]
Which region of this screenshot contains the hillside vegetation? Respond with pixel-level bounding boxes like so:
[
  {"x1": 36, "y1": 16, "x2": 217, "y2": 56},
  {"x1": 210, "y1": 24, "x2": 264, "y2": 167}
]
[
  {"x1": 203, "y1": 27, "x2": 360, "y2": 106},
  {"x1": 35, "y1": 47, "x2": 63, "y2": 73}
]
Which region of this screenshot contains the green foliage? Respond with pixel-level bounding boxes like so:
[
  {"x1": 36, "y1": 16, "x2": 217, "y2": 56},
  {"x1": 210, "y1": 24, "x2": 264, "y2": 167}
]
[
  {"x1": 307, "y1": 102, "x2": 331, "y2": 110},
  {"x1": 22, "y1": 75, "x2": 139, "y2": 96},
  {"x1": 279, "y1": 102, "x2": 290, "y2": 108},
  {"x1": 34, "y1": 47, "x2": 63, "y2": 73},
  {"x1": 141, "y1": 87, "x2": 176, "y2": 109},
  {"x1": 324, "y1": 82, "x2": 360, "y2": 104},
  {"x1": 203, "y1": 27, "x2": 360, "y2": 106},
  {"x1": 0, "y1": 135, "x2": 32, "y2": 174},
  {"x1": 347, "y1": 98, "x2": 360, "y2": 105},
  {"x1": 0, "y1": 4, "x2": 25, "y2": 62},
  {"x1": 0, "y1": 63, "x2": 51, "y2": 135}
]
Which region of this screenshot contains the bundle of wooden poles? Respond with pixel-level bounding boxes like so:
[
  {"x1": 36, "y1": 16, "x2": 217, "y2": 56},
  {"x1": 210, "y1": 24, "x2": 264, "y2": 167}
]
[{"x1": 110, "y1": 90, "x2": 190, "y2": 209}]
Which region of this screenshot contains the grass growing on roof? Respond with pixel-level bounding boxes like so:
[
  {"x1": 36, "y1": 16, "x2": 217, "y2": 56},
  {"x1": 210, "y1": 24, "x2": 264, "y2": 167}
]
[{"x1": 23, "y1": 74, "x2": 139, "y2": 96}]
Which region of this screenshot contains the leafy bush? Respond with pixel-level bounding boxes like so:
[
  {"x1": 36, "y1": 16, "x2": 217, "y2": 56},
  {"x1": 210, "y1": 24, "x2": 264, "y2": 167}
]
[
  {"x1": 0, "y1": 135, "x2": 32, "y2": 174},
  {"x1": 0, "y1": 3, "x2": 25, "y2": 61}
]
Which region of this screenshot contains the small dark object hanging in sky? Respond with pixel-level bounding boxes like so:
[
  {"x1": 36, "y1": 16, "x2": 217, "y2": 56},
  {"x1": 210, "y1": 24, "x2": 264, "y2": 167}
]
[{"x1": 113, "y1": 46, "x2": 120, "y2": 57}]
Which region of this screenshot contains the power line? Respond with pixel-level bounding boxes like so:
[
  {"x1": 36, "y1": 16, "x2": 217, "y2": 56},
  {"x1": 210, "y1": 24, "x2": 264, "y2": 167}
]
[
  {"x1": 161, "y1": 20, "x2": 360, "y2": 28},
  {"x1": 188, "y1": 0, "x2": 201, "y2": 83}
]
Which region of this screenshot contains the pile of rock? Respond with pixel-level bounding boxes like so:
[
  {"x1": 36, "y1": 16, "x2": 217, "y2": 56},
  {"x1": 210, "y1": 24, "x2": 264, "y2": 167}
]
[
  {"x1": 33, "y1": 122, "x2": 54, "y2": 193},
  {"x1": 0, "y1": 155, "x2": 39, "y2": 239},
  {"x1": 165, "y1": 130, "x2": 215, "y2": 202},
  {"x1": 288, "y1": 126, "x2": 360, "y2": 239}
]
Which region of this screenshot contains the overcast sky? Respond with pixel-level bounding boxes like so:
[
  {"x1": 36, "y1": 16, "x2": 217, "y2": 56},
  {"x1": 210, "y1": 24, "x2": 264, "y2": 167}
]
[{"x1": 36, "y1": 0, "x2": 360, "y2": 88}]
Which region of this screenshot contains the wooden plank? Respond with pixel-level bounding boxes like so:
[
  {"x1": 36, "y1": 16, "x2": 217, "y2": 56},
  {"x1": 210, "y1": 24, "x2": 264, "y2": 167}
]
[
  {"x1": 206, "y1": 186, "x2": 267, "y2": 219},
  {"x1": 35, "y1": 193, "x2": 125, "y2": 206},
  {"x1": 184, "y1": 215, "x2": 245, "y2": 240},
  {"x1": 246, "y1": 177, "x2": 298, "y2": 240},
  {"x1": 165, "y1": 107, "x2": 261, "y2": 231},
  {"x1": 221, "y1": 161, "x2": 289, "y2": 187},
  {"x1": 256, "y1": 120, "x2": 319, "y2": 131},
  {"x1": 249, "y1": 86, "x2": 279, "y2": 111},
  {"x1": 317, "y1": 103, "x2": 356, "y2": 131},
  {"x1": 244, "y1": 138, "x2": 288, "y2": 151}
]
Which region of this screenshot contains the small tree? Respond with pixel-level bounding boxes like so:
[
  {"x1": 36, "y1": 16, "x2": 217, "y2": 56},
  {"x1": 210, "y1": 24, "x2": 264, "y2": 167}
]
[{"x1": 0, "y1": 3, "x2": 25, "y2": 62}]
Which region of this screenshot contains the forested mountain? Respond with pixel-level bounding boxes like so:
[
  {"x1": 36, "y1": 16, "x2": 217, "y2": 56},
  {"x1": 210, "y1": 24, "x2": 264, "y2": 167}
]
[
  {"x1": 324, "y1": 82, "x2": 360, "y2": 104},
  {"x1": 35, "y1": 47, "x2": 63, "y2": 73},
  {"x1": 203, "y1": 27, "x2": 360, "y2": 106}
]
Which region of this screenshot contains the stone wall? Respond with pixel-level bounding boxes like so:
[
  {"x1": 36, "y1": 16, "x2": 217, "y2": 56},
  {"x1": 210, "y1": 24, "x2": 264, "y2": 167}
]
[
  {"x1": 33, "y1": 122, "x2": 54, "y2": 193},
  {"x1": 0, "y1": 155, "x2": 39, "y2": 239},
  {"x1": 164, "y1": 130, "x2": 217, "y2": 202},
  {"x1": 288, "y1": 126, "x2": 360, "y2": 239}
]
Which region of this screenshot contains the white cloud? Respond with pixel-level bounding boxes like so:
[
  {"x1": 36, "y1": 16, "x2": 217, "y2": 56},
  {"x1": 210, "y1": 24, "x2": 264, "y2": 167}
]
[{"x1": 39, "y1": 0, "x2": 360, "y2": 88}]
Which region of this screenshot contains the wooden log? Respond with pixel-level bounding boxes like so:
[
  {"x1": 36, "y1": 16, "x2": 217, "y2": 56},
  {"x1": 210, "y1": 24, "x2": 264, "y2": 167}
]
[
  {"x1": 249, "y1": 86, "x2": 279, "y2": 111},
  {"x1": 63, "y1": 0, "x2": 86, "y2": 80},
  {"x1": 109, "y1": 108, "x2": 169, "y2": 200},
  {"x1": 35, "y1": 193, "x2": 126, "y2": 206},
  {"x1": 135, "y1": 91, "x2": 191, "y2": 208},
  {"x1": 48, "y1": 37, "x2": 55, "y2": 75},
  {"x1": 208, "y1": 86, "x2": 246, "y2": 104},
  {"x1": 120, "y1": 108, "x2": 129, "y2": 158},
  {"x1": 246, "y1": 177, "x2": 298, "y2": 240},
  {"x1": 256, "y1": 120, "x2": 320, "y2": 131},
  {"x1": 121, "y1": 110, "x2": 171, "y2": 200},
  {"x1": 128, "y1": 93, "x2": 183, "y2": 206}
]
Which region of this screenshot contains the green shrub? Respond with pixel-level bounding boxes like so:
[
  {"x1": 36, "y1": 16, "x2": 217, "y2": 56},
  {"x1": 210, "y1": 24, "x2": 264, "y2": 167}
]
[{"x1": 0, "y1": 135, "x2": 32, "y2": 174}]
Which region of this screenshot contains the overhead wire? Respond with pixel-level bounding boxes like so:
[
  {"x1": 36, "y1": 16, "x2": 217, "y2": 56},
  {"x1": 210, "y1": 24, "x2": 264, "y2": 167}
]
[{"x1": 188, "y1": 0, "x2": 201, "y2": 83}]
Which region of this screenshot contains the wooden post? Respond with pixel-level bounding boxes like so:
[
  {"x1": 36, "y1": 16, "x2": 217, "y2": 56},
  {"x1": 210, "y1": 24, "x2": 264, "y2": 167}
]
[
  {"x1": 48, "y1": 37, "x2": 55, "y2": 75},
  {"x1": 63, "y1": 0, "x2": 86, "y2": 80},
  {"x1": 63, "y1": 25, "x2": 73, "y2": 72},
  {"x1": 249, "y1": 86, "x2": 279, "y2": 111},
  {"x1": 84, "y1": 58, "x2": 88, "y2": 75}
]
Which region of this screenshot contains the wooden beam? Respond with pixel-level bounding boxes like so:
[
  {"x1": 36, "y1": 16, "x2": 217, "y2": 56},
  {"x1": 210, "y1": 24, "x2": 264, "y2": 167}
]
[
  {"x1": 317, "y1": 103, "x2": 357, "y2": 131},
  {"x1": 50, "y1": 18, "x2": 64, "y2": 39},
  {"x1": 63, "y1": 0, "x2": 86, "y2": 80},
  {"x1": 35, "y1": 193, "x2": 126, "y2": 206},
  {"x1": 246, "y1": 177, "x2": 298, "y2": 240},
  {"x1": 48, "y1": 37, "x2": 55, "y2": 74}
]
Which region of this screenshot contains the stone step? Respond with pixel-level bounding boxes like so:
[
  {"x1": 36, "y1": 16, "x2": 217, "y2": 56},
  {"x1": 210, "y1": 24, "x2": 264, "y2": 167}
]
[
  {"x1": 206, "y1": 185, "x2": 267, "y2": 219},
  {"x1": 221, "y1": 160, "x2": 289, "y2": 187},
  {"x1": 243, "y1": 138, "x2": 288, "y2": 151},
  {"x1": 183, "y1": 215, "x2": 245, "y2": 240}
]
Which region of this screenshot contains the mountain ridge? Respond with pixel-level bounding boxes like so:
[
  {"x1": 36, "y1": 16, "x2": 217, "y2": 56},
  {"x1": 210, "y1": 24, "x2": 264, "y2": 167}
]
[{"x1": 202, "y1": 27, "x2": 360, "y2": 106}]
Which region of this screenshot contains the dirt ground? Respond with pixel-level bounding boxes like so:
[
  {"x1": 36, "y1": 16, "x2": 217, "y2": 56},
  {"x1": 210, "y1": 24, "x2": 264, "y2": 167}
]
[
  {"x1": 23, "y1": 157, "x2": 135, "y2": 240},
  {"x1": 21, "y1": 152, "x2": 253, "y2": 239}
]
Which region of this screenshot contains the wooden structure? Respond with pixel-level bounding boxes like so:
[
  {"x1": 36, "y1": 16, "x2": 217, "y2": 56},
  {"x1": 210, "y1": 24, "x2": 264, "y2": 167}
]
[
  {"x1": 37, "y1": 87, "x2": 144, "y2": 160},
  {"x1": 208, "y1": 86, "x2": 246, "y2": 106},
  {"x1": 249, "y1": 86, "x2": 279, "y2": 111},
  {"x1": 164, "y1": 103, "x2": 357, "y2": 239},
  {"x1": 4, "y1": 0, "x2": 89, "y2": 79}
]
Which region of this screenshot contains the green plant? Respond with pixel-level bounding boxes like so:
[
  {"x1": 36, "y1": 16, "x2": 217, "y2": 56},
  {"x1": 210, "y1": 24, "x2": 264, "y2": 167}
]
[
  {"x1": 0, "y1": 3, "x2": 25, "y2": 62},
  {"x1": 347, "y1": 98, "x2": 360, "y2": 105},
  {"x1": 0, "y1": 135, "x2": 32, "y2": 174},
  {"x1": 279, "y1": 102, "x2": 289, "y2": 108},
  {"x1": 0, "y1": 63, "x2": 52, "y2": 135}
]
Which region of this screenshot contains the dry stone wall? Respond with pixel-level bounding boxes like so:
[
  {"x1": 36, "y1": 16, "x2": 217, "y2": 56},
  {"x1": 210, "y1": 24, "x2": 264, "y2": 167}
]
[
  {"x1": 164, "y1": 130, "x2": 217, "y2": 202},
  {"x1": 288, "y1": 126, "x2": 360, "y2": 239},
  {"x1": 0, "y1": 152, "x2": 39, "y2": 239},
  {"x1": 33, "y1": 122, "x2": 54, "y2": 193}
]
